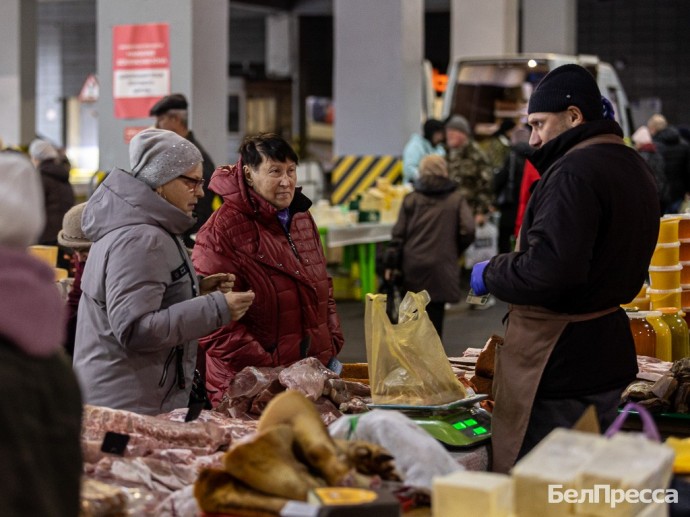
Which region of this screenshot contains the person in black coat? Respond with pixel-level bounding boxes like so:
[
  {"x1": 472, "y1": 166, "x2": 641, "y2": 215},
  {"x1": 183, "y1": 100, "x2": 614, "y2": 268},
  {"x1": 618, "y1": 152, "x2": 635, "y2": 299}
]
[
  {"x1": 29, "y1": 139, "x2": 75, "y2": 246},
  {"x1": 469, "y1": 65, "x2": 660, "y2": 472},
  {"x1": 493, "y1": 126, "x2": 533, "y2": 253},
  {"x1": 648, "y1": 113, "x2": 690, "y2": 213},
  {"x1": 149, "y1": 93, "x2": 218, "y2": 247}
]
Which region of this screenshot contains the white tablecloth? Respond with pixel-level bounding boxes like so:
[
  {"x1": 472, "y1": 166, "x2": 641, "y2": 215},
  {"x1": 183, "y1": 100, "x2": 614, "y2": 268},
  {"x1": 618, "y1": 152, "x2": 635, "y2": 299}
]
[{"x1": 324, "y1": 222, "x2": 394, "y2": 248}]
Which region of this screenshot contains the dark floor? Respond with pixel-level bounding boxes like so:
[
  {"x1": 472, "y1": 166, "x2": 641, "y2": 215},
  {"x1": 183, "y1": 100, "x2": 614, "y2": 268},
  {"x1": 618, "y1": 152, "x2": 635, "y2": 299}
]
[{"x1": 335, "y1": 287, "x2": 509, "y2": 364}]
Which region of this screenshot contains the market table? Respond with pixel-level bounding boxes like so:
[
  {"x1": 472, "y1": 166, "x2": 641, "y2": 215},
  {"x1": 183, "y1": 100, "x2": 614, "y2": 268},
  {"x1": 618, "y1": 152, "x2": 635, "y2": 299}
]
[{"x1": 319, "y1": 222, "x2": 394, "y2": 300}]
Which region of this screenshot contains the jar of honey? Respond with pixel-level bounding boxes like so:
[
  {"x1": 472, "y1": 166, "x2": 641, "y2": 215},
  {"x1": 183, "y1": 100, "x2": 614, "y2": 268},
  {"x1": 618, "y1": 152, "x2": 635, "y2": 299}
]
[
  {"x1": 628, "y1": 311, "x2": 656, "y2": 357},
  {"x1": 646, "y1": 310, "x2": 672, "y2": 361},
  {"x1": 660, "y1": 307, "x2": 690, "y2": 361}
]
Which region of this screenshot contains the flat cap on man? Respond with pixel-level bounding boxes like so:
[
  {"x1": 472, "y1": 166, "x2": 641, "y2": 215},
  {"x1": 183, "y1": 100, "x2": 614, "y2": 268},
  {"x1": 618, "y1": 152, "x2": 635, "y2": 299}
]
[{"x1": 149, "y1": 93, "x2": 188, "y2": 116}]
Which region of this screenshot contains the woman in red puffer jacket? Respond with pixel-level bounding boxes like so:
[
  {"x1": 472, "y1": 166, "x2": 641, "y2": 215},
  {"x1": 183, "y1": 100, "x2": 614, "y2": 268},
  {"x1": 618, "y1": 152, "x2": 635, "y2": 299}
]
[{"x1": 192, "y1": 133, "x2": 344, "y2": 405}]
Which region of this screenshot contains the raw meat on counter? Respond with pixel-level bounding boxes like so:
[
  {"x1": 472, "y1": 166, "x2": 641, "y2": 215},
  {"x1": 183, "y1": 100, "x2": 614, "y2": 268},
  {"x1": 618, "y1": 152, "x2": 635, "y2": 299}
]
[
  {"x1": 620, "y1": 356, "x2": 690, "y2": 413},
  {"x1": 214, "y1": 357, "x2": 371, "y2": 423},
  {"x1": 79, "y1": 358, "x2": 374, "y2": 515}
]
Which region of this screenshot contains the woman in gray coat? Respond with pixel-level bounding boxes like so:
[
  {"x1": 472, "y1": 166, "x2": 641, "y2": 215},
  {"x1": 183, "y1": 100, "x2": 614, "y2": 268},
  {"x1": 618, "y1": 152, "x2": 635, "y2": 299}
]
[{"x1": 73, "y1": 129, "x2": 254, "y2": 415}]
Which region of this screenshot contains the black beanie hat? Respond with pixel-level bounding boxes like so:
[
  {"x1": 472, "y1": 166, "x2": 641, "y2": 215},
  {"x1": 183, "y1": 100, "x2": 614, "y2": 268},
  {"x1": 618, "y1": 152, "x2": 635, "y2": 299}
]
[
  {"x1": 423, "y1": 119, "x2": 445, "y2": 141},
  {"x1": 527, "y1": 64, "x2": 603, "y2": 121}
]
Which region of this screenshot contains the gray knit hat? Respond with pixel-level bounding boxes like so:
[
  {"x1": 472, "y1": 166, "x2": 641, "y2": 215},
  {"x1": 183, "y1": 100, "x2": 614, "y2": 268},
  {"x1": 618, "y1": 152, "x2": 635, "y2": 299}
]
[
  {"x1": 28, "y1": 139, "x2": 59, "y2": 162},
  {"x1": 0, "y1": 152, "x2": 45, "y2": 249},
  {"x1": 57, "y1": 202, "x2": 90, "y2": 249},
  {"x1": 128, "y1": 128, "x2": 202, "y2": 188},
  {"x1": 445, "y1": 115, "x2": 471, "y2": 135}
]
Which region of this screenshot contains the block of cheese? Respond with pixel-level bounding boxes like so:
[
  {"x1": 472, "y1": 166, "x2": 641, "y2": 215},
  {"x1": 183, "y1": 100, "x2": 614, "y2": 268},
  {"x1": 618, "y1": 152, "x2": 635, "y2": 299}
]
[
  {"x1": 512, "y1": 428, "x2": 608, "y2": 517},
  {"x1": 432, "y1": 470, "x2": 513, "y2": 517},
  {"x1": 635, "y1": 500, "x2": 669, "y2": 517},
  {"x1": 575, "y1": 433, "x2": 675, "y2": 517}
]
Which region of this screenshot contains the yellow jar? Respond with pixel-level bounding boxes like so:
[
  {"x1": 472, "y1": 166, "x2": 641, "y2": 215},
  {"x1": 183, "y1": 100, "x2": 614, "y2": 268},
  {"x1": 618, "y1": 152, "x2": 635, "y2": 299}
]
[
  {"x1": 621, "y1": 297, "x2": 650, "y2": 311},
  {"x1": 659, "y1": 216, "x2": 680, "y2": 243},
  {"x1": 678, "y1": 213, "x2": 690, "y2": 239},
  {"x1": 648, "y1": 264, "x2": 682, "y2": 290},
  {"x1": 651, "y1": 242, "x2": 680, "y2": 267},
  {"x1": 646, "y1": 310, "x2": 673, "y2": 361},
  {"x1": 681, "y1": 240, "x2": 690, "y2": 261},
  {"x1": 628, "y1": 311, "x2": 656, "y2": 357},
  {"x1": 659, "y1": 307, "x2": 690, "y2": 361},
  {"x1": 648, "y1": 287, "x2": 682, "y2": 310}
]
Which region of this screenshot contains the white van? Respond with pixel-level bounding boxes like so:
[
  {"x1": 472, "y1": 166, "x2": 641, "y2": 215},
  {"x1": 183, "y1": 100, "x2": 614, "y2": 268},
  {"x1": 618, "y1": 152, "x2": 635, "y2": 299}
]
[{"x1": 441, "y1": 53, "x2": 632, "y2": 140}]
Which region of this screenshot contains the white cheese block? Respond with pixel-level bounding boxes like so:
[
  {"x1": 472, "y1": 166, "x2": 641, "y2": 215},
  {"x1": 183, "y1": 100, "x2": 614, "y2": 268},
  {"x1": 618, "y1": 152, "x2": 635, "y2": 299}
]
[
  {"x1": 432, "y1": 470, "x2": 514, "y2": 517},
  {"x1": 512, "y1": 428, "x2": 608, "y2": 517},
  {"x1": 635, "y1": 501, "x2": 669, "y2": 517},
  {"x1": 575, "y1": 433, "x2": 675, "y2": 517}
]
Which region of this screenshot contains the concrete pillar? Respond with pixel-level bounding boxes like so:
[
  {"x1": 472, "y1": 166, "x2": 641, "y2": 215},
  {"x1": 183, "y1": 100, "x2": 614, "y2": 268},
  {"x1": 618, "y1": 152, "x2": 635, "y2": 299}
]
[
  {"x1": 522, "y1": 0, "x2": 577, "y2": 54},
  {"x1": 0, "y1": 0, "x2": 36, "y2": 148},
  {"x1": 36, "y1": 23, "x2": 62, "y2": 147},
  {"x1": 450, "y1": 0, "x2": 519, "y2": 61},
  {"x1": 96, "y1": 0, "x2": 228, "y2": 171},
  {"x1": 333, "y1": 0, "x2": 423, "y2": 156}
]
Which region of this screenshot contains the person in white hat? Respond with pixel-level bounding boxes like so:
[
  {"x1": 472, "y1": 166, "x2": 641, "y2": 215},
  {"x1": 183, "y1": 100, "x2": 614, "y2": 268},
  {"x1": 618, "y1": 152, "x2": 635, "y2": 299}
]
[
  {"x1": 0, "y1": 151, "x2": 82, "y2": 515},
  {"x1": 73, "y1": 128, "x2": 255, "y2": 415}
]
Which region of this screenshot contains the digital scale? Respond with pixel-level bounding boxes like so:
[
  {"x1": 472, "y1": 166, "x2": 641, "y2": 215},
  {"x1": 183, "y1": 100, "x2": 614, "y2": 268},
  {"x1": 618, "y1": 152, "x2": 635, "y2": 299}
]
[{"x1": 368, "y1": 394, "x2": 492, "y2": 449}]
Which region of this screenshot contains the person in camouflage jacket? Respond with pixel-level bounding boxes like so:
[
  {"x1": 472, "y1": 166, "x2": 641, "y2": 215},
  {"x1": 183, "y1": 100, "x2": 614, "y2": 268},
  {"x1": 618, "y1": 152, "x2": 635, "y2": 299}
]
[{"x1": 444, "y1": 115, "x2": 495, "y2": 217}]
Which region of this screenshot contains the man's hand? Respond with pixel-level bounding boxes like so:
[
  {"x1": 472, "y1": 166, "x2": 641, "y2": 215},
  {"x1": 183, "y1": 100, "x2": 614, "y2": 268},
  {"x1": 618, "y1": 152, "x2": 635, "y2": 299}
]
[
  {"x1": 470, "y1": 260, "x2": 490, "y2": 296},
  {"x1": 200, "y1": 273, "x2": 235, "y2": 295}
]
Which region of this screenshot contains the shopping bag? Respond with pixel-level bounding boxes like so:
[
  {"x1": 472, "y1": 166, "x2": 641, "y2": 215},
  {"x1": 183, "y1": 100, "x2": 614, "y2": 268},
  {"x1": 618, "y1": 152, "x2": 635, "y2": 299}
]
[
  {"x1": 604, "y1": 401, "x2": 661, "y2": 442},
  {"x1": 364, "y1": 290, "x2": 467, "y2": 406},
  {"x1": 464, "y1": 220, "x2": 498, "y2": 268}
]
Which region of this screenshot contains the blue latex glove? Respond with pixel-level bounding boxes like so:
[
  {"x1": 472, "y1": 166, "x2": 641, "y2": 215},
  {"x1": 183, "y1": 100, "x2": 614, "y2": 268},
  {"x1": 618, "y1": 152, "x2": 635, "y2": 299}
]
[{"x1": 470, "y1": 260, "x2": 490, "y2": 296}]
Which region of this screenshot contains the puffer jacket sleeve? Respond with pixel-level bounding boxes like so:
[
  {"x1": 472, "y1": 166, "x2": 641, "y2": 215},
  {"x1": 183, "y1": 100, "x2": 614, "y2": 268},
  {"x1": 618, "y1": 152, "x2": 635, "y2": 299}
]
[
  {"x1": 105, "y1": 231, "x2": 231, "y2": 352},
  {"x1": 402, "y1": 137, "x2": 424, "y2": 183},
  {"x1": 192, "y1": 228, "x2": 274, "y2": 366}
]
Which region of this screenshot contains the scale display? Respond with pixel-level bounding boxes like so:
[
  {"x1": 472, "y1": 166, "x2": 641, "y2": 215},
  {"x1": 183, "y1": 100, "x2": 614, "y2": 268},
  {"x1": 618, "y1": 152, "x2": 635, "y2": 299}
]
[
  {"x1": 367, "y1": 395, "x2": 492, "y2": 448},
  {"x1": 410, "y1": 406, "x2": 491, "y2": 448}
]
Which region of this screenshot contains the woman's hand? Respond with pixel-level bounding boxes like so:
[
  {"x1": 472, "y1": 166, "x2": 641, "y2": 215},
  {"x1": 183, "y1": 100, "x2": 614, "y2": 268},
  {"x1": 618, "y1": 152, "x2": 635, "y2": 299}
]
[
  {"x1": 224, "y1": 290, "x2": 255, "y2": 321},
  {"x1": 200, "y1": 273, "x2": 235, "y2": 295}
]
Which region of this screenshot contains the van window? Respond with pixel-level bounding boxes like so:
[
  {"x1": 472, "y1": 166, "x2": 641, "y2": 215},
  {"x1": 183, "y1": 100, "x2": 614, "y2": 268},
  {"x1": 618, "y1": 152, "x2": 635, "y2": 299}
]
[
  {"x1": 450, "y1": 61, "x2": 553, "y2": 136},
  {"x1": 446, "y1": 57, "x2": 631, "y2": 140}
]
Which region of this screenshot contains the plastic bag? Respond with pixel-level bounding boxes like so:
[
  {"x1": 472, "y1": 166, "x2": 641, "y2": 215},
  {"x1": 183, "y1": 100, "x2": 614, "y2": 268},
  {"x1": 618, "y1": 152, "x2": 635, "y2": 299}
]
[
  {"x1": 364, "y1": 290, "x2": 467, "y2": 405},
  {"x1": 464, "y1": 220, "x2": 498, "y2": 268}
]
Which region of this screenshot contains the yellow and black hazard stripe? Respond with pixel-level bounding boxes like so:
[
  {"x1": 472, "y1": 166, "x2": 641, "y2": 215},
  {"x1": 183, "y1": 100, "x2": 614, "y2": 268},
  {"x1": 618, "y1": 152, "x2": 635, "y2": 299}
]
[{"x1": 330, "y1": 155, "x2": 402, "y2": 205}]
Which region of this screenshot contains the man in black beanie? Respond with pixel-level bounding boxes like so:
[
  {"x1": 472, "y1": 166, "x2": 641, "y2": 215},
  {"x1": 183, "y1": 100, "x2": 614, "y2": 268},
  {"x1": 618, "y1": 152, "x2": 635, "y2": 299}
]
[
  {"x1": 467, "y1": 64, "x2": 661, "y2": 473},
  {"x1": 149, "y1": 93, "x2": 218, "y2": 247}
]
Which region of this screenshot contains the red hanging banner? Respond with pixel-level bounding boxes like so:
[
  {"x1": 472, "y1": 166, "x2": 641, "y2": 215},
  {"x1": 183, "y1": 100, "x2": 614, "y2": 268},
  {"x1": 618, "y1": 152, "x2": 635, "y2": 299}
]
[{"x1": 112, "y1": 23, "x2": 170, "y2": 119}]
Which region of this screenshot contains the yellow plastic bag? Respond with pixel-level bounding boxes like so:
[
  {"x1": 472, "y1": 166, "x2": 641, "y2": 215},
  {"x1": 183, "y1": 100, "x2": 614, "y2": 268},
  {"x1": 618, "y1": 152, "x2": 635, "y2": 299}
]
[{"x1": 364, "y1": 290, "x2": 467, "y2": 406}]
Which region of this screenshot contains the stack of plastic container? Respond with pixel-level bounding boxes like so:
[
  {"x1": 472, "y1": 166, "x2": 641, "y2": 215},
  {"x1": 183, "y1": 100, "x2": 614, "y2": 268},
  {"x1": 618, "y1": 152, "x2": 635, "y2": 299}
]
[
  {"x1": 648, "y1": 215, "x2": 682, "y2": 310},
  {"x1": 678, "y1": 214, "x2": 690, "y2": 309},
  {"x1": 626, "y1": 215, "x2": 690, "y2": 361}
]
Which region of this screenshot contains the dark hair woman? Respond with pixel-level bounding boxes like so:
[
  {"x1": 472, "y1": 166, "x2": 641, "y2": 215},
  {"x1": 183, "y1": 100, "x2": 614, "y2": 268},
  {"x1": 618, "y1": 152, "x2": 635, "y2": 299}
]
[{"x1": 192, "y1": 133, "x2": 345, "y2": 406}]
